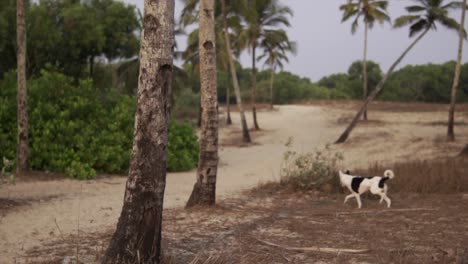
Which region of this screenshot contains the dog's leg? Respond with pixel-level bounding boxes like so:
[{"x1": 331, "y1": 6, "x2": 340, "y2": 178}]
[
  {"x1": 379, "y1": 194, "x2": 384, "y2": 204},
  {"x1": 344, "y1": 194, "x2": 355, "y2": 204},
  {"x1": 355, "y1": 194, "x2": 362, "y2": 209},
  {"x1": 383, "y1": 195, "x2": 391, "y2": 208}
]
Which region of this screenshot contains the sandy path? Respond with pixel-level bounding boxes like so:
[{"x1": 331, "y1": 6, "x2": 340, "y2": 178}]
[{"x1": 0, "y1": 104, "x2": 467, "y2": 263}]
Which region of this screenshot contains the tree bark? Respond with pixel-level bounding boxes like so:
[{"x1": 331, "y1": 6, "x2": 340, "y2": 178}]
[
  {"x1": 186, "y1": 0, "x2": 219, "y2": 208},
  {"x1": 102, "y1": 1, "x2": 174, "y2": 263},
  {"x1": 221, "y1": 0, "x2": 251, "y2": 143},
  {"x1": 269, "y1": 64, "x2": 276, "y2": 109},
  {"x1": 335, "y1": 27, "x2": 430, "y2": 144},
  {"x1": 16, "y1": 0, "x2": 28, "y2": 175},
  {"x1": 362, "y1": 21, "x2": 368, "y2": 120},
  {"x1": 252, "y1": 42, "x2": 260, "y2": 130},
  {"x1": 447, "y1": 0, "x2": 466, "y2": 141},
  {"x1": 225, "y1": 61, "x2": 232, "y2": 124}
]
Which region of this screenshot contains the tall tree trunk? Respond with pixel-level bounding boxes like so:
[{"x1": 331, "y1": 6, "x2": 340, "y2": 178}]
[
  {"x1": 197, "y1": 96, "x2": 202, "y2": 127},
  {"x1": 251, "y1": 42, "x2": 260, "y2": 130},
  {"x1": 102, "y1": 1, "x2": 174, "y2": 263},
  {"x1": 447, "y1": 0, "x2": 467, "y2": 141},
  {"x1": 225, "y1": 61, "x2": 232, "y2": 124},
  {"x1": 16, "y1": 0, "x2": 28, "y2": 175},
  {"x1": 269, "y1": 64, "x2": 276, "y2": 109},
  {"x1": 186, "y1": 0, "x2": 219, "y2": 208},
  {"x1": 335, "y1": 27, "x2": 430, "y2": 144},
  {"x1": 221, "y1": 0, "x2": 251, "y2": 143},
  {"x1": 362, "y1": 21, "x2": 369, "y2": 121}
]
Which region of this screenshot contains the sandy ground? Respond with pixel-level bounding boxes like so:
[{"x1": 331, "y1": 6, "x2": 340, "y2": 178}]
[{"x1": 0, "y1": 102, "x2": 467, "y2": 263}]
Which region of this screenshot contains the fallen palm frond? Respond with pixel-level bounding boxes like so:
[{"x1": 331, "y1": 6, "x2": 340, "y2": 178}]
[{"x1": 255, "y1": 238, "x2": 370, "y2": 254}]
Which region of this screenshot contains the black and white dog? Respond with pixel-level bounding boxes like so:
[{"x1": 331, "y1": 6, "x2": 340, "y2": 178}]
[{"x1": 338, "y1": 170, "x2": 395, "y2": 208}]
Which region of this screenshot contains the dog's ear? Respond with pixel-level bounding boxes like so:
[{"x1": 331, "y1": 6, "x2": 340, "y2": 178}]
[{"x1": 345, "y1": 170, "x2": 351, "y2": 175}]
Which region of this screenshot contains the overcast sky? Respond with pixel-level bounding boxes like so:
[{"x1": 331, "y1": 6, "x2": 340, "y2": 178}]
[{"x1": 124, "y1": 0, "x2": 468, "y2": 81}]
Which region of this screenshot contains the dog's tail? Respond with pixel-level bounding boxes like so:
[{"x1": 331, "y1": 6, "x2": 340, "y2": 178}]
[{"x1": 384, "y1": 170, "x2": 395, "y2": 180}]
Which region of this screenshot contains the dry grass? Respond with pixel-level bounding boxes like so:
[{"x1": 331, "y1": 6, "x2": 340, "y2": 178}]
[
  {"x1": 354, "y1": 157, "x2": 468, "y2": 194},
  {"x1": 251, "y1": 156, "x2": 468, "y2": 197},
  {"x1": 302, "y1": 99, "x2": 468, "y2": 113}
]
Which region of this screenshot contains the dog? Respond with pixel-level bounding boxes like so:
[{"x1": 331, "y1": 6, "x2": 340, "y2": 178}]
[{"x1": 338, "y1": 169, "x2": 395, "y2": 208}]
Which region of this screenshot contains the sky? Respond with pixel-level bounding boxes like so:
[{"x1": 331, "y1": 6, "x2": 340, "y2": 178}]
[{"x1": 124, "y1": 0, "x2": 468, "y2": 81}]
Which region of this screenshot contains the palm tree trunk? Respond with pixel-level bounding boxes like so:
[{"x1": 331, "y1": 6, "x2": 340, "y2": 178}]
[
  {"x1": 186, "y1": 0, "x2": 218, "y2": 208},
  {"x1": 102, "y1": 1, "x2": 174, "y2": 263},
  {"x1": 269, "y1": 64, "x2": 276, "y2": 109},
  {"x1": 197, "y1": 96, "x2": 202, "y2": 127},
  {"x1": 221, "y1": 0, "x2": 251, "y2": 143},
  {"x1": 362, "y1": 21, "x2": 369, "y2": 120},
  {"x1": 252, "y1": 42, "x2": 260, "y2": 130},
  {"x1": 225, "y1": 61, "x2": 232, "y2": 124},
  {"x1": 447, "y1": 0, "x2": 467, "y2": 141},
  {"x1": 16, "y1": 0, "x2": 28, "y2": 175},
  {"x1": 335, "y1": 27, "x2": 430, "y2": 144}
]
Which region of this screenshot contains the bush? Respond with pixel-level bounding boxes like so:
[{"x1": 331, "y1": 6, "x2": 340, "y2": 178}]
[
  {"x1": 167, "y1": 121, "x2": 199, "y2": 172},
  {"x1": 0, "y1": 70, "x2": 199, "y2": 179},
  {"x1": 280, "y1": 139, "x2": 343, "y2": 191}
]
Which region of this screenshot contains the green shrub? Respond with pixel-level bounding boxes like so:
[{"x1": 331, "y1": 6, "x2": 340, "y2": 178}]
[
  {"x1": 0, "y1": 69, "x2": 199, "y2": 179},
  {"x1": 280, "y1": 139, "x2": 343, "y2": 191},
  {"x1": 167, "y1": 121, "x2": 199, "y2": 172}
]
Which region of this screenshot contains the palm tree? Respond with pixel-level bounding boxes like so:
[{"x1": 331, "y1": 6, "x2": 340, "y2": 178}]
[
  {"x1": 16, "y1": 0, "x2": 28, "y2": 175},
  {"x1": 240, "y1": 0, "x2": 293, "y2": 130},
  {"x1": 102, "y1": 0, "x2": 174, "y2": 262},
  {"x1": 221, "y1": 0, "x2": 251, "y2": 142},
  {"x1": 340, "y1": 0, "x2": 390, "y2": 120},
  {"x1": 336, "y1": 0, "x2": 464, "y2": 144},
  {"x1": 186, "y1": 0, "x2": 218, "y2": 207},
  {"x1": 257, "y1": 29, "x2": 296, "y2": 108},
  {"x1": 447, "y1": 0, "x2": 467, "y2": 141}
]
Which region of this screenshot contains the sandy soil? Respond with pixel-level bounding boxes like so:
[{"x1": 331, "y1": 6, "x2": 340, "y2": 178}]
[{"x1": 1, "y1": 102, "x2": 467, "y2": 263}]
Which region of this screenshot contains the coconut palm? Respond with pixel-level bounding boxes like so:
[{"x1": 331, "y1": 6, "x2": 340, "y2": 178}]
[
  {"x1": 340, "y1": 0, "x2": 390, "y2": 120},
  {"x1": 239, "y1": 0, "x2": 293, "y2": 130},
  {"x1": 336, "y1": 0, "x2": 464, "y2": 144},
  {"x1": 102, "y1": 0, "x2": 175, "y2": 262},
  {"x1": 221, "y1": 0, "x2": 252, "y2": 142},
  {"x1": 257, "y1": 29, "x2": 296, "y2": 108},
  {"x1": 186, "y1": 0, "x2": 219, "y2": 207},
  {"x1": 447, "y1": 0, "x2": 467, "y2": 141},
  {"x1": 181, "y1": 0, "x2": 252, "y2": 139}
]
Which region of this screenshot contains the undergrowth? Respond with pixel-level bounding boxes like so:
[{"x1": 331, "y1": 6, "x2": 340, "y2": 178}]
[{"x1": 278, "y1": 138, "x2": 344, "y2": 192}]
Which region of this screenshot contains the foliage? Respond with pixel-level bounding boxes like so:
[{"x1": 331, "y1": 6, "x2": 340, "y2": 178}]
[
  {"x1": 347, "y1": 60, "x2": 383, "y2": 97},
  {"x1": 167, "y1": 121, "x2": 199, "y2": 172},
  {"x1": 0, "y1": 70, "x2": 199, "y2": 179},
  {"x1": 0, "y1": 157, "x2": 15, "y2": 185},
  {"x1": 280, "y1": 139, "x2": 344, "y2": 191},
  {"x1": 340, "y1": 0, "x2": 391, "y2": 34},
  {"x1": 380, "y1": 62, "x2": 459, "y2": 102},
  {"x1": 318, "y1": 60, "x2": 468, "y2": 103},
  {"x1": 0, "y1": 0, "x2": 140, "y2": 79}
]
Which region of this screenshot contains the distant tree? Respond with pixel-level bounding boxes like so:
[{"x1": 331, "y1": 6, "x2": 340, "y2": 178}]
[
  {"x1": 1, "y1": 0, "x2": 139, "y2": 79},
  {"x1": 447, "y1": 0, "x2": 467, "y2": 141},
  {"x1": 347, "y1": 60, "x2": 383, "y2": 98},
  {"x1": 16, "y1": 0, "x2": 28, "y2": 174},
  {"x1": 102, "y1": 0, "x2": 174, "y2": 262},
  {"x1": 336, "y1": 0, "x2": 464, "y2": 144},
  {"x1": 186, "y1": 0, "x2": 219, "y2": 207},
  {"x1": 240, "y1": 0, "x2": 293, "y2": 130},
  {"x1": 340, "y1": 0, "x2": 390, "y2": 120},
  {"x1": 258, "y1": 29, "x2": 297, "y2": 108}
]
